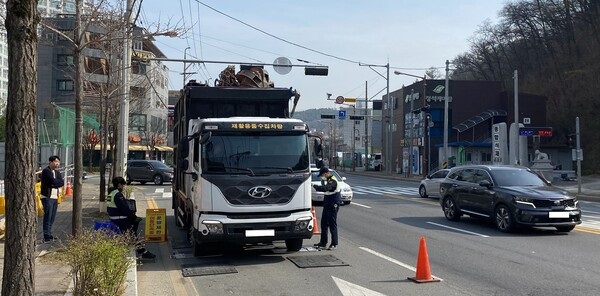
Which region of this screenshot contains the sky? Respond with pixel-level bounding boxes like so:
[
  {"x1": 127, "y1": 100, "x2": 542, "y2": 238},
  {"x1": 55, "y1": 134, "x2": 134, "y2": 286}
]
[{"x1": 139, "y1": 0, "x2": 509, "y2": 111}]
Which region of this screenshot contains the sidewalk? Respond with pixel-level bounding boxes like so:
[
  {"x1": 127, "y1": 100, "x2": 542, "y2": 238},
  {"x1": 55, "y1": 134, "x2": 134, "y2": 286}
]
[
  {"x1": 341, "y1": 166, "x2": 600, "y2": 201},
  {"x1": 0, "y1": 181, "x2": 140, "y2": 295}
]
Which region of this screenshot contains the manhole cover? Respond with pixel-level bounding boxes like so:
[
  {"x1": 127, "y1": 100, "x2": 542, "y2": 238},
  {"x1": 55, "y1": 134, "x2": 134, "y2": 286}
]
[
  {"x1": 181, "y1": 263, "x2": 237, "y2": 277},
  {"x1": 287, "y1": 254, "x2": 349, "y2": 268}
]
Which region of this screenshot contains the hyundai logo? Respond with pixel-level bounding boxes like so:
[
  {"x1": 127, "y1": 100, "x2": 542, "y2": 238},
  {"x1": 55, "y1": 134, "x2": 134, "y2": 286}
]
[{"x1": 248, "y1": 186, "x2": 272, "y2": 198}]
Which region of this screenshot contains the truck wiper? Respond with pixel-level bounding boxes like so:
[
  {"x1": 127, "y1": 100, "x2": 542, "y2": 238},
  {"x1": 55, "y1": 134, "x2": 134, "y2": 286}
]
[
  {"x1": 222, "y1": 166, "x2": 255, "y2": 176},
  {"x1": 259, "y1": 167, "x2": 294, "y2": 173}
]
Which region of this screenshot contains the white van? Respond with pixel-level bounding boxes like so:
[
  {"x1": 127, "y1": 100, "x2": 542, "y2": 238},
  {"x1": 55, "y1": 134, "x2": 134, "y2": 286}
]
[{"x1": 369, "y1": 153, "x2": 382, "y2": 171}]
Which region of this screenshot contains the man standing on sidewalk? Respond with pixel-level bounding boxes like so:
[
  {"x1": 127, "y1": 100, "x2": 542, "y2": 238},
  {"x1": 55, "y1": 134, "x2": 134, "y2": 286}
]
[{"x1": 40, "y1": 155, "x2": 64, "y2": 242}]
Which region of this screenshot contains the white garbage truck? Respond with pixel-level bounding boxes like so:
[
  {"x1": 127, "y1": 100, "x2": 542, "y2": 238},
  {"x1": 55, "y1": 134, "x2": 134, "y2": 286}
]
[{"x1": 172, "y1": 75, "x2": 322, "y2": 256}]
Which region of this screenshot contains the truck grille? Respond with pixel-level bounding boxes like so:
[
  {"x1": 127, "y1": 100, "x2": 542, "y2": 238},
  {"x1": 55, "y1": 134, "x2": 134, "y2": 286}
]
[{"x1": 205, "y1": 174, "x2": 307, "y2": 205}]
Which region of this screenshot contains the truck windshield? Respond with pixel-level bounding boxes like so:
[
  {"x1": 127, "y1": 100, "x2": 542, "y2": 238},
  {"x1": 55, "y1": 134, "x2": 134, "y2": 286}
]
[{"x1": 202, "y1": 132, "x2": 309, "y2": 174}]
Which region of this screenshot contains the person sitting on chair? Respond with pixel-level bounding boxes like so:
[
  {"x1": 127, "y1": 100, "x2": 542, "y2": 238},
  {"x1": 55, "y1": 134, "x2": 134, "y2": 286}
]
[{"x1": 107, "y1": 176, "x2": 156, "y2": 259}]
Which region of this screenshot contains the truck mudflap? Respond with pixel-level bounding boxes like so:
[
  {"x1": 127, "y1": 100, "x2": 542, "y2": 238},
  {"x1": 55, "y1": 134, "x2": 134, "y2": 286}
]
[{"x1": 194, "y1": 210, "x2": 314, "y2": 244}]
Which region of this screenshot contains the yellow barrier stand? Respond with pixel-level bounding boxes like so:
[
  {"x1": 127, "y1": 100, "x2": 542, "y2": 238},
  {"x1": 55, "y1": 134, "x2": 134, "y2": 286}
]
[{"x1": 145, "y1": 208, "x2": 167, "y2": 242}]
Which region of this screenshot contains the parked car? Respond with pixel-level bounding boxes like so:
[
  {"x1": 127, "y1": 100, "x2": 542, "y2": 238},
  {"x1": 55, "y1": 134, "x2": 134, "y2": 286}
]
[
  {"x1": 439, "y1": 165, "x2": 581, "y2": 233},
  {"x1": 126, "y1": 160, "x2": 174, "y2": 185},
  {"x1": 311, "y1": 168, "x2": 353, "y2": 205},
  {"x1": 419, "y1": 169, "x2": 450, "y2": 198}
]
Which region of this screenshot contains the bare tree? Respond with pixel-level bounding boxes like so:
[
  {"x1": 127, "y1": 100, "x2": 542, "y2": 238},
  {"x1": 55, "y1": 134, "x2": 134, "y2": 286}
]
[{"x1": 2, "y1": 0, "x2": 40, "y2": 294}]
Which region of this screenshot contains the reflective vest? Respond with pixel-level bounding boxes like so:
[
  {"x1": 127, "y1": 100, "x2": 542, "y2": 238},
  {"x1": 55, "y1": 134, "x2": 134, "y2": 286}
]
[
  {"x1": 107, "y1": 189, "x2": 127, "y2": 219},
  {"x1": 323, "y1": 176, "x2": 341, "y2": 195}
]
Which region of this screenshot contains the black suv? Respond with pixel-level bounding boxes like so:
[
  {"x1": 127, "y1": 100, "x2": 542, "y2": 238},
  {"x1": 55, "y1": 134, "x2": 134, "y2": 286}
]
[
  {"x1": 439, "y1": 165, "x2": 581, "y2": 232},
  {"x1": 126, "y1": 160, "x2": 174, "y2": 185}
]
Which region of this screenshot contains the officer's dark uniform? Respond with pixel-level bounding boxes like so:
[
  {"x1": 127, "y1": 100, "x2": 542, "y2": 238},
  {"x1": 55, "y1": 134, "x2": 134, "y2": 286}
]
[
  {"x1": 107, "y1": 177, "x2": 155, "y2": 259},
  {"x1": 313, "y1": 167, "x2": 342, "y2": 249}
]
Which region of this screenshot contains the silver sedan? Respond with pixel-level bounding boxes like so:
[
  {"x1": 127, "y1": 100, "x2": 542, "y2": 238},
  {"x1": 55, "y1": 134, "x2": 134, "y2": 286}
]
[{"x1": 419, "y1": 169, "x2": 450, "y2": 198}]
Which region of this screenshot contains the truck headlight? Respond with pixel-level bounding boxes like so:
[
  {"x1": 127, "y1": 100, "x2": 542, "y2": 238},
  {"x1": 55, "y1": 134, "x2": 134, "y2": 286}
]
[
  {"x1": 294, "y1": 217, "x2": 312, "y2": 232},
  {"x1": 202, "y1": 220, "x2": 223, "y2": 235}
]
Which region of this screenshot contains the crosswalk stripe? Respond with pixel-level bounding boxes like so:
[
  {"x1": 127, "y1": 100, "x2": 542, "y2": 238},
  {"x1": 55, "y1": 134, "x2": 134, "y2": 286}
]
[{"x1": 352, "y1": 186, "x2": 419, "y2": 196}]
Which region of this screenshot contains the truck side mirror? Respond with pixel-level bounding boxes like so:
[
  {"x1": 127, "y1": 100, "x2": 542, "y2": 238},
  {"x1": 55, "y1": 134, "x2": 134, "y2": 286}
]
[
  {"x1": 178, "y1": 138, "x2": 190, "y2": 159},
  {"x1": 313, "y1": 138, "x2": 322, "y2": 155}
]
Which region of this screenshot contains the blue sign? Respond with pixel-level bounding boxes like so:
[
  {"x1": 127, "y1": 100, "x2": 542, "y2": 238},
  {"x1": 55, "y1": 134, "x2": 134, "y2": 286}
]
[{"x1": 338, "y1": 110, "x2": 346, "y2": 120}]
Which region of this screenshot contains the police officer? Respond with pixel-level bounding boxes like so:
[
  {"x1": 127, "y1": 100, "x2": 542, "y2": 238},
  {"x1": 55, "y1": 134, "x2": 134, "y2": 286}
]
[
  {"x1": 107, "y1": 176, "x2": 156, "y2": 259},
  {"x1": 312, "y1": 167, "x2": 341, "y2": 250}
]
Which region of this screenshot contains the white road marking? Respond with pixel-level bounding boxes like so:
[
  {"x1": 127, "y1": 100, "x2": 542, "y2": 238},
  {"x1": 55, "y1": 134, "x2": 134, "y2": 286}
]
[
  {"x1": 332, "y1": 276, "x2": 387, "y2": 296},
  {"x1": 426, "y1": 221, "x2": 491, "y2": 237},
  {"x1": 359, "y1": 247, "x2": 417, "y2": 272},
  {"x1": 154, "y1": 188, "x2": 173, "y2": 199},
  {"x1": 350, "y1": 202, "x2": 371, "y2": 209}
]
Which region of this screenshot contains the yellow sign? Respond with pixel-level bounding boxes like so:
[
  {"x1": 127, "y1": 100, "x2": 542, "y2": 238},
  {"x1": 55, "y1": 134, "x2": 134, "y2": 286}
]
[
  {"x1": 344, "y1": 98, "x2": 357, "y2": 103},
  {"x1": 231, "y1": 123, "x2": 283, "y2": 129},
  {"x1": 145, "y1": 208, "x2": 167, "y2": 242},
  {"x1": 132, "y1": 51, "x2": 154, "y2": 60}
]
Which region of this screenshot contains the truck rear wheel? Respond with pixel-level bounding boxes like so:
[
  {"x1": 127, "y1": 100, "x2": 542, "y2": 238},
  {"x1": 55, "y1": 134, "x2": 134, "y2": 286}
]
[{"x1": 285, "y1": 238, "x2": 303, "y2": 252}]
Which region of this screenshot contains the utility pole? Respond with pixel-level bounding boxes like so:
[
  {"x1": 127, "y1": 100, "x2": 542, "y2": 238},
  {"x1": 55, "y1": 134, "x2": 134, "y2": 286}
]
[
  {"x1": 513, "y1": 70, "x2": 519, "y2": 165},
  {"x1": 352, "y1": 106, "x2": 356, "y2": 172},
  {"x1": 182, "y1": 47, "x2": 197, "y2": 86},
  {"x1": 443, "y1": 60, "x2": 449, "y2": 168},
  {"x1": 386, "y1": 63, "x2": 391, "y2": 174},
  {"x1": 364, "y1": 81, "x2": 369, "y2": 170},
  {"x1": 117, "y1": 0, "x2": 133, "y2": 179},
  {"x1": 421, "y1": 76, "x2": 427, "y2": 178}
]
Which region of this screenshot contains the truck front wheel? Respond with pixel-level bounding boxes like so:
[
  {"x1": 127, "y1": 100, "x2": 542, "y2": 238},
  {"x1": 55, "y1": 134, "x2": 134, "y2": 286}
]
[
  {"x1": 285, "y1": 238, "x2": 303, "y2": 252},
  {"x1": 192, "y1": 231, "x2": 206, "y2": 257}
]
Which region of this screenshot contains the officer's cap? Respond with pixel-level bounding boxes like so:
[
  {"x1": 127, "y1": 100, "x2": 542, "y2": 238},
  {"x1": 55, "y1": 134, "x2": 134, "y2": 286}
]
[{"x1": 318, "y1": 167, "x2": 330, "y2": 176}]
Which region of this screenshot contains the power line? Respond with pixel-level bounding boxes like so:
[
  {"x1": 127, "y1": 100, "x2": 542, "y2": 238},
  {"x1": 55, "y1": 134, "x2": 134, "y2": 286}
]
[{"x1": 194, "y1": 0, "x2": 360, "y2": 64}]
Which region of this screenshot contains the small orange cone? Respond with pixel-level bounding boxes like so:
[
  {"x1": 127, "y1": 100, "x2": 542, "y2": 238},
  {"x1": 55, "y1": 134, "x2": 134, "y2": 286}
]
[
  {"x1": 311, "y1": 206, "x2": 320, "y2": 235},
  {"x1": 65, "y1": 181, "x2": 73, "y2": 196},
  {"x1": 408, "y1": 236, "x2": 441, "y2": 283}
]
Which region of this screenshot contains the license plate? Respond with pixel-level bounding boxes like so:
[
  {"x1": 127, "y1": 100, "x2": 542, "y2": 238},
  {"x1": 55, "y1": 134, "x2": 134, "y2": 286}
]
[
  {"x1": 549, "y1": 212, "x2": 570, "y2": 218},
  {"x1": 245, "y1": 229, "x2": 275, "y2": 237}
]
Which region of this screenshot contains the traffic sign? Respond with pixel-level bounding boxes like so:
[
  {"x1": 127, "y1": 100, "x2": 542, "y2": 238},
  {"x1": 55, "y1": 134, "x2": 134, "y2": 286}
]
[
  {"x1": 338, "y1": 110, "x2": 346, "y2": 119},
  {"x1": 344, "y1": 98, "x2": 357, "y2": 103},
  {"x1": 335, "y1": 96, "x2": 345, "y2": 104},
  {"x1": 349, "y1": 115, "x2": 364, "y2": 120},
  {"x1": 320, "y1": 114, "x2": 335, "y2": 119}
]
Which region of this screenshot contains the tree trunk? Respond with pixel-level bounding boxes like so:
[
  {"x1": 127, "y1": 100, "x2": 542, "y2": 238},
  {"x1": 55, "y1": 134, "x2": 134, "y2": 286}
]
[{"x1": 2, "y1": 0, "x2": 40, "y2": 295}]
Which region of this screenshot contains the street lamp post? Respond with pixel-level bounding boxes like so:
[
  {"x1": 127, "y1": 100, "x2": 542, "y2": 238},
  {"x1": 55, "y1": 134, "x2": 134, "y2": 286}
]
[{"x1": 359, "y1": 62, "x2": 390, "y2": 174}]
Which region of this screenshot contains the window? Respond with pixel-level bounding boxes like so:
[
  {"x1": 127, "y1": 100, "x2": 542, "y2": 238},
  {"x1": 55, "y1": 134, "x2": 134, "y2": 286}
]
[
  {"x1": 129, "y1": 114, "x2": 147, "y2": 131},
  {"x1": 57, "y1": 80, "x2": 74, "y2": 91},
  {"x1": 133, "y1": 40, "x2": 143, "y2": 51},
  {"x1": 58, "y1": 55, "x2": 74, "y2": 66},
  {"x1": 482, "y1": 152, "x2": 492, "y2": 162},
  {"x1": 84, "y1": 56, "x2": 108, "y2": 74},
  {"x1": 131, "y1": 61, "x2": 147, "y2": 75}
]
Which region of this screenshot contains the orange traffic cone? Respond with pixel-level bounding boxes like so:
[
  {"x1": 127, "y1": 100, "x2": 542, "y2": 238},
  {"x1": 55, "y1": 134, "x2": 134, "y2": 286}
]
[
  {"x1": 311, "y1": 206, "x2": 320, "y2": 235},
  {"x1": 408, "y1": 236, "x2": 441, "y2": 283},
  {"x1": 65, "y1": 181, "x2": 73, "y2": 196}
]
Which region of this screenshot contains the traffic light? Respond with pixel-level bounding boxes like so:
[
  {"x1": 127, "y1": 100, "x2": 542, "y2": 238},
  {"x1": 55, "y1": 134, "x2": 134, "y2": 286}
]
[{"x1": 320, "y1": 114, "x2": 335, "y2": 119}]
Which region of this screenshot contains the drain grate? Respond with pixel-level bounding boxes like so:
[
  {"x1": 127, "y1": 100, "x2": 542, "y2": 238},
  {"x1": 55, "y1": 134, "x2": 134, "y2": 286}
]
[
  {"x1": 181, "y1": 263, "x2": 237, "y2": 277},
  {"x1": 171, "y1": 240, "x2": 192, "y2": 249},
  {"x1": 287, "y1": 254, "x2": 349, "y2": 268}
]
